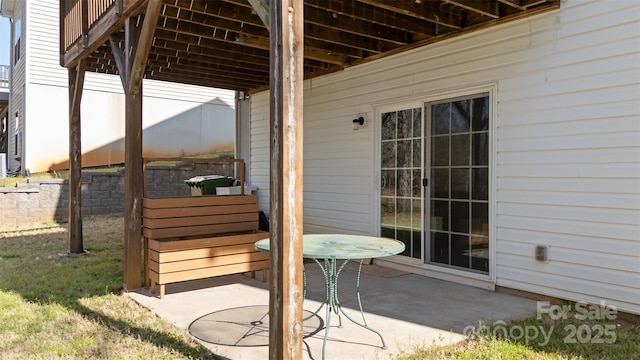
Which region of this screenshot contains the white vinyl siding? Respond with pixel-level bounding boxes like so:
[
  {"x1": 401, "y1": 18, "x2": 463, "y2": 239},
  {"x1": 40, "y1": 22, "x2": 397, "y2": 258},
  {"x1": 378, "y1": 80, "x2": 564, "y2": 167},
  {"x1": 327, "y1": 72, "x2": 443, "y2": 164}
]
[
  {"x1": 250, "y1": 0, "x2": 640, "y2": 314},
  {"x1": 26, "y1": 0, "x2": 235, "y2": 106},
  {"x1": 26, "y1": 0, "x2": 66, "y2": 87},
  {"x1": 144, "y1": 79, "x2": 236, "y2": 105},
  {"x1": 249, "y1": 91, "x2": 374, "y2": 234},
  {"x1": 493, "y1": 0, "x2": 640, "y2": 315},
  {"x1": 248, "y1": 92, "x2": 271, "y2": 212},
  {"x1": 19, "y1": 0, "x2": 236, "y2": 172}
]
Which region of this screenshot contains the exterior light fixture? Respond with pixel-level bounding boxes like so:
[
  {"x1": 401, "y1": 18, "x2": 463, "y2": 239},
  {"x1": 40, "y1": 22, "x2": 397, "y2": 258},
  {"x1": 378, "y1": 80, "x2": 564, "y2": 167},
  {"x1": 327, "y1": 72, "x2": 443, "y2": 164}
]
[{"x1": 352, "y1": 116, "x2": 365, "y2": 130}]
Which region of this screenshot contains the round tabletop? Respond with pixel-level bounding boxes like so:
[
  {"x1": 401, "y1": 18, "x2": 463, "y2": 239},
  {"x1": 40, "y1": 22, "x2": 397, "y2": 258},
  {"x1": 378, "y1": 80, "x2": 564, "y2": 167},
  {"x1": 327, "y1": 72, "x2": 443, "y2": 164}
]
[{"x1": 255, "y1": 234, "x2": 405, "y2": 260}]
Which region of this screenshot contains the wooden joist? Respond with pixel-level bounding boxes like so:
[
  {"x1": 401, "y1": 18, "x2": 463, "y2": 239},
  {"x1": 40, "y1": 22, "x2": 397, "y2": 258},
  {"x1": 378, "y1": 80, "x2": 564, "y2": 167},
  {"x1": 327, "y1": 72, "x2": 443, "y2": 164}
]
[{"x1": 60, "y1": 0, "x2": 561, "y2": 92}]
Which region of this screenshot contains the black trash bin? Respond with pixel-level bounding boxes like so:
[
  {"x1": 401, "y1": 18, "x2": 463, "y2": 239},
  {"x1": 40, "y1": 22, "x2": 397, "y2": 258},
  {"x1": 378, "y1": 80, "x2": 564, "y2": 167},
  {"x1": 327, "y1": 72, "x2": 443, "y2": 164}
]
[
  {"x1": 184, "y1": 175, "x2": 235, "y2": 196},
  {"x1": 258, "y1": 210, "x2": 269, "y2": 232}
]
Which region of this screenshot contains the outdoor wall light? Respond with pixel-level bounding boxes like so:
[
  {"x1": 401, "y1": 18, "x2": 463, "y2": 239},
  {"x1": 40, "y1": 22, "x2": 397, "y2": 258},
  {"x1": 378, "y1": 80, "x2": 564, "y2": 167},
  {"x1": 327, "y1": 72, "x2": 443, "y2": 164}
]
[{"x1": 352, "y1": 116, "x2": 365, "y2": 130}]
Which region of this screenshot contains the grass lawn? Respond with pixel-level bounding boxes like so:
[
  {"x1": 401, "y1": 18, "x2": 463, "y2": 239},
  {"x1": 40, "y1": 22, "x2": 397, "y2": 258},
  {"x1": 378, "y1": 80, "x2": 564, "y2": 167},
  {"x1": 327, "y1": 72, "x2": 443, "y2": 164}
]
[
  {"x1": 0, "y1": 214, "x2": 217, "y2": 359},
  {"x1": 1, "y1": 214, "x2": 638, "y2": 359}
]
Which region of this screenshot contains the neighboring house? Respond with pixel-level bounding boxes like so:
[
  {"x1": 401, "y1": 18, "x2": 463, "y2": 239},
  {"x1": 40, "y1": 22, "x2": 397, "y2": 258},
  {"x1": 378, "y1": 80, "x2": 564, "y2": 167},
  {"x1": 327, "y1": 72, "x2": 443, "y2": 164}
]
[
  {"x1": 0, "y1": 64, "x2": 8, "y2": 157},
  {"x1": 0, "y1": 0, "x2": 236, "y2": 174},
  {"x1": 243, "y1": 0, "x2": 640, "y2": 314}
]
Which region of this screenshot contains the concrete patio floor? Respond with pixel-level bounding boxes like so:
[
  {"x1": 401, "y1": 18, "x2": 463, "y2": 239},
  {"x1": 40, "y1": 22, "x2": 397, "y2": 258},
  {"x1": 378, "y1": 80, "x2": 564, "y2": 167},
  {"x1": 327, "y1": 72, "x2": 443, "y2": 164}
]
[{"x1": 129, "y1": 262, "x2": 538, "y2": 359}]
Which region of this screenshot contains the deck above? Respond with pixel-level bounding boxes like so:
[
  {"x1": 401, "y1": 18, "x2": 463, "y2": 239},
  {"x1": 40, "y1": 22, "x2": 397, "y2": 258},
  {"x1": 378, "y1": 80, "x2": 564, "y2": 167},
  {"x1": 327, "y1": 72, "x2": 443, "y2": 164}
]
[{"x1": 59, "y1": 0, "x2": 561, "y2": 93}]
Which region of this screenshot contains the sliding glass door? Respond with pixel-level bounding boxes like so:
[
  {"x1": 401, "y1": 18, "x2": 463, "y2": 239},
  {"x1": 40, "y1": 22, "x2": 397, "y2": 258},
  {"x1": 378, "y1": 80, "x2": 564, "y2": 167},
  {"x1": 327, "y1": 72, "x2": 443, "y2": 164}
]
[
  {"x1": 379, "y1": 92, "x2": 490, "y2": 274},
  {"x1": 427, "y1": 93, "x2": 490, "y2": 273}
]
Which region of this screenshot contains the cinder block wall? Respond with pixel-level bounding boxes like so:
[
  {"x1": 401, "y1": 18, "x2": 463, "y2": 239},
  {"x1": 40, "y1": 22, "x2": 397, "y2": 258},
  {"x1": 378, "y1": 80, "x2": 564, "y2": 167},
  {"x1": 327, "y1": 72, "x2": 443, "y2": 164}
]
[
  {"x1": 0, "y1": 162, "x2": 235, "y2": 227},
  {"x1": 145, "y1": 162, "x2": 235, "y2": 198},
  {"x1": 0, "y1": 179, "x2": 69, "y2": 227}
]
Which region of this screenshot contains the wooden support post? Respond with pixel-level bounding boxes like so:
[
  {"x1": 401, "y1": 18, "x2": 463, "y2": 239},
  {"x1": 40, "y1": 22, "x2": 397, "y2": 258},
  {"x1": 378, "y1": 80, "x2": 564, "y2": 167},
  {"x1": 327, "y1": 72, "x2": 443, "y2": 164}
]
[
  {"x1": 120, "y1": 0, "x2": 162, "y2": 291},
  {"x1": 68, "y1": 59, "x2": 86, "y2": 254},
  {"x1": 116, "y1": 0, "x2": 124, "y2": 15},
  {"x1": 268, "y1": 0, "x2": 304, "y2": 359},
  {"x1": 123, "y1": 70, "x2": 144, "y2": 291}
]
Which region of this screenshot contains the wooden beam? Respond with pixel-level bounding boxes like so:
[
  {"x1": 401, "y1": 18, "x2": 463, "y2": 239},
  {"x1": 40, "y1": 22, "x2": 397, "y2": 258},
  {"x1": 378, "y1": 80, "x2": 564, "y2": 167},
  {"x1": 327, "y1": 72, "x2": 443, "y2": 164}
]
[
  {"x1": 444, "y1": 0, "x2": 499, "y2": 19},
  {"x1": 149, "y1": 52, "x2": 269, "y2": 77},
  {"x1": 268, "y1": 0, "x2": 304, "y2": 359},
  {"x1": 68, "y1": 59, "x2": 87, "y2": 254},
  {"x1": 303, "y1": 5, "x2": 410, "y2": 45},
  {"x1": 357, "y1": 0, "x2": 462, "y2": 30},
  {"x1": 147, "y1": 67, "x2": 267, "y2": 89},
  {"x1": 240, "y1": 35, "x2": 347, "y2": 65},
  {"x1": 152, "y1": 33, "x2": 348, "y2": 70},
  {"x1": 497, "y1": 0, "x2": 528, "y2": 11},
  {"x1": 248, "y1": 0, "x2": 270, "y2": 29},
  {"x1": 128, "y1": 0, "x2": 162, "y2": 95},
  {"x1": 160, "y1": 8, "x2": 381, "y2": 59},
  {"x1": 307, "y1": 0, "x2": 442, "y2": 36},
  {"x1": 109, "y1": 35, "x2": 127, "y2": 88},
  {"x1": 520, "y1": 0, "x2": 555, "y2": 7},
  {"x1": 349, "y1": 1, "x2": 560, "y2": 69}
]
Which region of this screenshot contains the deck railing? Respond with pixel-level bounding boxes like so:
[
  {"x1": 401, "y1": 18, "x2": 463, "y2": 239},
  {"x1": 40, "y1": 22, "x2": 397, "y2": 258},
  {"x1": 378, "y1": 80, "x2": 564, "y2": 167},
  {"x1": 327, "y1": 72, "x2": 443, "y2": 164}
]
[
  {"x1": 61, "y1": 0, "x2": 117, "y2": 52},
  {"x1": 0, "y1": 65, "x2": 8, "y2": 88}
]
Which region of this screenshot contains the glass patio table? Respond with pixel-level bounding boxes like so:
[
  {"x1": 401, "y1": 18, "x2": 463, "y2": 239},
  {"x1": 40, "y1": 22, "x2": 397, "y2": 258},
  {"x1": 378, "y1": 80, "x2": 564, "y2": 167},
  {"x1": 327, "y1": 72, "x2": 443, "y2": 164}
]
[{"x1": 255, "y1": 234, "x2": 405, "y2": 358}]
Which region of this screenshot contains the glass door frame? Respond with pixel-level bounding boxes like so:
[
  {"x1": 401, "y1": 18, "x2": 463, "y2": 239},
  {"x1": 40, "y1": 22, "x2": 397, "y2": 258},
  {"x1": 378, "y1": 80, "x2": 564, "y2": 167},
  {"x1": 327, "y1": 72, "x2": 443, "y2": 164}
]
[{"x1": 425, "y1": 92, "x2": 491, "y2": 274}]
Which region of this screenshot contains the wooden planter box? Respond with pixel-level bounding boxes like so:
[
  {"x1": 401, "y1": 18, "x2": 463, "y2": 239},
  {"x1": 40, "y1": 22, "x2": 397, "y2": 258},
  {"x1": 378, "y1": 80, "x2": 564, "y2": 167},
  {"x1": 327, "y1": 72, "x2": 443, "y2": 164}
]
[{"x1": 143, "y1": 195, "x2": 269, "y2": 299}]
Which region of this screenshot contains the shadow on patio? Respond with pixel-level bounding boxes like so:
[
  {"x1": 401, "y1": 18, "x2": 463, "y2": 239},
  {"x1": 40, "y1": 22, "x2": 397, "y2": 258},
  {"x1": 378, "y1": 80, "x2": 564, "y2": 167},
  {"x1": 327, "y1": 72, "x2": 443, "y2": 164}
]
[{"x1": 129, "y1": 262, "x2": 537, "y2": 359}]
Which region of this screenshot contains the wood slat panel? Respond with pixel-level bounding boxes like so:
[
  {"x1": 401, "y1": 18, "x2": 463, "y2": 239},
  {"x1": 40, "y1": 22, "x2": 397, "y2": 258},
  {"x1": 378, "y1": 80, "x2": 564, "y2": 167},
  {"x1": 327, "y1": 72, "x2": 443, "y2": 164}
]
[
  {"x1": 143, "y1": 221, "x2": 259, "y2": 239},
  {"x1": 143, "y1": 203, "x2": 258, "y2": 219},
  {"x1": 150, "y1": 259, "x2": 271, "y2": 283},
  {"x1": 148, "y1": 231, "x2": 268, "y2": 252},
  {"x1": 143, "y1": 212, "x2": 257, "y2": 229},
  {"x1": 88, "y1": 0, "x2": 116, "y2": 28},
  {"x1": 143, "y1": 195, "x2": 258, "y2": 209},
  {"x1": 149, "y1": 243, "x2": 260, "y2": 262},
  {"x1": 63, "y1": 0, "x2": 82, "y2": 49},
  {"x1": 150, "y1": 251, "x2": 269, "y2": 273}
]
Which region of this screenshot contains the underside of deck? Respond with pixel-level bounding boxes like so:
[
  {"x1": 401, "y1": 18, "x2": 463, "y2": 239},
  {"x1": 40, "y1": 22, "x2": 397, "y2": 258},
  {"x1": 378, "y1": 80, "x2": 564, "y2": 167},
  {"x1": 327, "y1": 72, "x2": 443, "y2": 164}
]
[{"x1": 61, "y1": 0, "x2": 561, "y2": 93}]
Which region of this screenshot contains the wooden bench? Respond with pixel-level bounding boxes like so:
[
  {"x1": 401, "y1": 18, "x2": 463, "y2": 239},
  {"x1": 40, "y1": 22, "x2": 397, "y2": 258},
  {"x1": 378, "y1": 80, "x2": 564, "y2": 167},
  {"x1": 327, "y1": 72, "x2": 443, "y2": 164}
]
[{"x1": 143, "y1": 194, "x2": 269, "y2": 299}]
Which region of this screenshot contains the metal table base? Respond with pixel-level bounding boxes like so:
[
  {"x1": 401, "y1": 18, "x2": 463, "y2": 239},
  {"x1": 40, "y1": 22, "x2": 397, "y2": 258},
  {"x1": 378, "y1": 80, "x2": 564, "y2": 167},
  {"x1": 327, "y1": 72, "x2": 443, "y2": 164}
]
[
  {"x1": 255, "y1": 235, "x2": 404, "y2": 359},
  {"x1": 304, "y1": 258, "x2": 386, "y2": 359}
]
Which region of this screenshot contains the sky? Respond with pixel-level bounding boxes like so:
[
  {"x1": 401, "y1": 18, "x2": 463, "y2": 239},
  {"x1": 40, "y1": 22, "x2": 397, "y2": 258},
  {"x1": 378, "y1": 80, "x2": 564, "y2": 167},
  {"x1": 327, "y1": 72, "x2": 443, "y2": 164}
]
[{"x1": 0, "y1": 16, "x2": 9, "y2": 65}]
